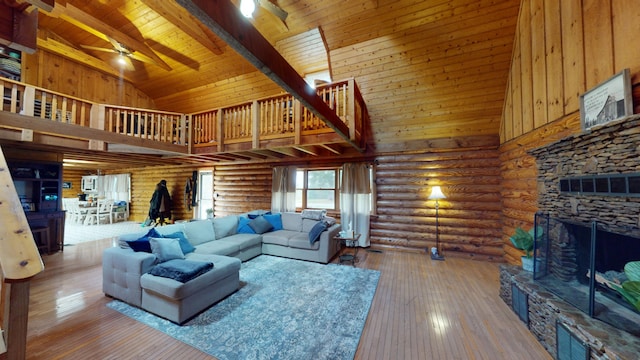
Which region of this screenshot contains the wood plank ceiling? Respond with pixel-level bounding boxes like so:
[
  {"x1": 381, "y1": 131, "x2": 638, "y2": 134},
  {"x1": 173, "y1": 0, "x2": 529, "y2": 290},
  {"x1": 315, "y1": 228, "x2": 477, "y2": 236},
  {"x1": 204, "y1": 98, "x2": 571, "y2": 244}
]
[{"x1": 12, "y1": 0, "x2": 520, "y2": 169}]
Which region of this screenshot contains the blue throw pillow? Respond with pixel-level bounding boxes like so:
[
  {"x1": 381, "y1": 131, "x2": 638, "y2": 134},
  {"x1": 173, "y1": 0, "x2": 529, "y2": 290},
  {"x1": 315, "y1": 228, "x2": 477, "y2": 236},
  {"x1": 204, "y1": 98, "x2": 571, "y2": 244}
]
[
  {"x1": 263, "y1": 213, "x2": 283, "y2": 231},
  {"x1": 126, "y1": 228, "x2": 160, "y2": 252},
  {"x1": 237, "y1": 216, "x2": 256, "y2": 234},
  {"x1": 163, "y1": 231, "x2": 195, "y2": 254},
  {"x1": 309, "y1": 221, "x2": 328, "y2": 244},
  {"x1": 248, "y1": 210, "x2": 271, "y2": 219}
]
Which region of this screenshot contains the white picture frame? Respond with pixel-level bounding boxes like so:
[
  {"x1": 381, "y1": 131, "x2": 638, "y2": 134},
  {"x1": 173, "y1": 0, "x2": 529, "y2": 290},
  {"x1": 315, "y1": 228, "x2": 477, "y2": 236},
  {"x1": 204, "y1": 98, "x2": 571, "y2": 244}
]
[{"x1": 579, "y1": 68, "x2": 633, "y2": 131}]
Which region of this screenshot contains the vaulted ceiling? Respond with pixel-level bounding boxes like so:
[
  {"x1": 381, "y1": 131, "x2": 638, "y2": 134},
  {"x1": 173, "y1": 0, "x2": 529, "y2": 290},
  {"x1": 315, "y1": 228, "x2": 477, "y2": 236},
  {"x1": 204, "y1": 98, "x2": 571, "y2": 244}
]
[{"x1": 4, "y1": 0, "x2": 521, "y2": 169}]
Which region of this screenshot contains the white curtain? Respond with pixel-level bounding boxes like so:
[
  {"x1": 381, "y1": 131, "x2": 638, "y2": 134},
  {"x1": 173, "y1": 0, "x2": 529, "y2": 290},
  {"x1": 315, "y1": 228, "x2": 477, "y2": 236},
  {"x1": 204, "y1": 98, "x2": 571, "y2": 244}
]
[
  {"x1": 340, "y1": 163, "x2": 371, "y2": 247},
  {"x1": 99, "y1": 174, "x2": 130, "y2": 201},
  {"x1": 271, "y1": 166, "x2": 297, "y2": 213}
]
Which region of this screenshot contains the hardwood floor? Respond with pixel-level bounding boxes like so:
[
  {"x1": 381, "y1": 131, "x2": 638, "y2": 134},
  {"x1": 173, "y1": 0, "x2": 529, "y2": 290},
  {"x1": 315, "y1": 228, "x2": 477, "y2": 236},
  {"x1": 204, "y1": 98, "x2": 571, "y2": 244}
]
[{"x1": 9, "y1": 240, "x2": 551, "y2": 359}]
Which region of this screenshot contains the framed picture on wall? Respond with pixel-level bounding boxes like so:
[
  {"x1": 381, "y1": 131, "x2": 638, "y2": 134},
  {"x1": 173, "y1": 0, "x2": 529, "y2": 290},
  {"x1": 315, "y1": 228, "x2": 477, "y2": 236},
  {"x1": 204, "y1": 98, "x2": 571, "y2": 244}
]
[
  {"x1": 62, "y1": 181, "x2": 72, "y2": 189},
  {"x1": 580, "y1": 68, "x2": 633, "y2": 131}
]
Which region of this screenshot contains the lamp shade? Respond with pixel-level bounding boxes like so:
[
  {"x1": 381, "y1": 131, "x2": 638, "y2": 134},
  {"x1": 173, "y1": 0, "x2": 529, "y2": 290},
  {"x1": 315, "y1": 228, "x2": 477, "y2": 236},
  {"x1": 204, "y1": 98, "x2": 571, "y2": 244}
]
[{"x1": 428, "y1": 186, "x2": 446, "y2": 200}]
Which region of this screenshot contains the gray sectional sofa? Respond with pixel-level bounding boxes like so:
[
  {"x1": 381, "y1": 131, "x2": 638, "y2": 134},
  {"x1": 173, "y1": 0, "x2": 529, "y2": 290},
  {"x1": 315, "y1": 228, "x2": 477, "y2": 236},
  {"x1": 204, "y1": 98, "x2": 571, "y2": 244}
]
[{"x1": 102, "y1": 211, "x2": 340, "y2": 324}]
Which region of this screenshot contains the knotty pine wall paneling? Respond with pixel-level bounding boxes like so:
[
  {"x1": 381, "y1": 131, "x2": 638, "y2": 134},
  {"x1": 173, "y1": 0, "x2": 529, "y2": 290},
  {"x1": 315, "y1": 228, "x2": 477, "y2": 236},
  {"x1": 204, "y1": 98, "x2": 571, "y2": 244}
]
[
  {"x1": 373, "y1": 149, "x2": 503, "y2": 261},
  {"x1": 499, "y1": 0, "x2": 640, "y2": 264},
  {"x1": 22, "y1": 50, "x2": 156, "y2": 109}
]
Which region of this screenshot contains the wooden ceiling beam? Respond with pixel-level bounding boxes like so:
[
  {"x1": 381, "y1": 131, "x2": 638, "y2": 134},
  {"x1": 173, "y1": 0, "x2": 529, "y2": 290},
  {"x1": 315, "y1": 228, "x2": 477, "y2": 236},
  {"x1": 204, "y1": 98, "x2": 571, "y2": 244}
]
[
  {"x1": 45, "y1": 2, "x2": 172, "y2": 71},
  {"x1": 175, "y1": 0, "x2": 363, "y2": 152},
  {"x1": 319, "y1": 143, "x2": 343, "y2": 155},
  {"x1": 23, "y1": 0, "x2": 54, "y2": 12},
  {"x1": 141, "y1": 0, "x2": 223, "y2": 56},
  {"x1": 36, "y1": 31, "x2": 136, "y2": 82}
]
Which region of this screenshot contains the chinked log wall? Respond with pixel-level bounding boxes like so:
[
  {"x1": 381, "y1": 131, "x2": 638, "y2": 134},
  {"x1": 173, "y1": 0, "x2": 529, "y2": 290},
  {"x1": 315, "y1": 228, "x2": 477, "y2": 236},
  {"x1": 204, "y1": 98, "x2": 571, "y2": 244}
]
[{"x1": 373, "y1": 149, "x2": 504, "y2": 261}]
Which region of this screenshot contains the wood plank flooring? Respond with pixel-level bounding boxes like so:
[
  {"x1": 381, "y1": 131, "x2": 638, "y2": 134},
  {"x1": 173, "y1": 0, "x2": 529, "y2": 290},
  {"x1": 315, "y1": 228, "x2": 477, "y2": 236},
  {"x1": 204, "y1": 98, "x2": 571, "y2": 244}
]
[{"x1": 6, "y1": 240, "x2": 551, "y2": 359}]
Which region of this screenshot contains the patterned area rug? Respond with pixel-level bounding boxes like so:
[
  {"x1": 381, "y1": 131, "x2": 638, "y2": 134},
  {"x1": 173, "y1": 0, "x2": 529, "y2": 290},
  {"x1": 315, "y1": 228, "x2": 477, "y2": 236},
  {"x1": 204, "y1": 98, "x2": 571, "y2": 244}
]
[{"x1": 107, "y1": 255, "x2": 380, "y2": 360}]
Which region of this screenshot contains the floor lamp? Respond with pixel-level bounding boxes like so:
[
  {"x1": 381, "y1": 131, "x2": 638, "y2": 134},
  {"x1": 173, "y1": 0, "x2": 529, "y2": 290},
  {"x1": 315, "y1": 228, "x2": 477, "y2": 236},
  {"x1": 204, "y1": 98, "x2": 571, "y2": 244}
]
[{"x1": 429, "y1": 185, "x2": 446, "y2": 260}]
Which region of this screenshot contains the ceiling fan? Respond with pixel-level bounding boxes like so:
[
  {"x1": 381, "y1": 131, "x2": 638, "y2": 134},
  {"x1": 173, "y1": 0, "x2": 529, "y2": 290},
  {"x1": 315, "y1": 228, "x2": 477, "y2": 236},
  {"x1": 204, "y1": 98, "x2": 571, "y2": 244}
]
[
  {"x1": 240, "y1": 0, "x2": 288, "y2": 27},
  {"x1": 80, "y1": 37, "x2": 159, "y2": 69}
]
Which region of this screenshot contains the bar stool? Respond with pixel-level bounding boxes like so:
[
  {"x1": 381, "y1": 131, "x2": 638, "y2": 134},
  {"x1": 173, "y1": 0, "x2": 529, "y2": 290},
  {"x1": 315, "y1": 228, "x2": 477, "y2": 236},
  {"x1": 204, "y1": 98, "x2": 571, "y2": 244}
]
[{"x1": 31, "y1": 226, "x2": 51, "y2": 254}]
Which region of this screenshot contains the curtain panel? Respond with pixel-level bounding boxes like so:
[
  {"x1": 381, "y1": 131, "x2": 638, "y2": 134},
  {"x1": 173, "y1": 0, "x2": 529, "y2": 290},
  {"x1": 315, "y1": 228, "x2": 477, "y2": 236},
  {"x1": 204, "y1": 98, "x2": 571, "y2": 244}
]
[
  {"x1": 340, "y1": 163, "x2": 371, "y2": 247},
  {"x1": 271, "y1": 166, "x2": 297, "y2": 213}
]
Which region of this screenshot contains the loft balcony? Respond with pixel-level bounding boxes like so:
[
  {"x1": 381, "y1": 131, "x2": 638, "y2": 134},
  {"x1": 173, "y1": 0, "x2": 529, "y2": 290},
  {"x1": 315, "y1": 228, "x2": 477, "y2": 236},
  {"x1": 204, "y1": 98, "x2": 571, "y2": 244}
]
[{"x1": 0, "y1": 77, "x2": 368, "y2": 165}]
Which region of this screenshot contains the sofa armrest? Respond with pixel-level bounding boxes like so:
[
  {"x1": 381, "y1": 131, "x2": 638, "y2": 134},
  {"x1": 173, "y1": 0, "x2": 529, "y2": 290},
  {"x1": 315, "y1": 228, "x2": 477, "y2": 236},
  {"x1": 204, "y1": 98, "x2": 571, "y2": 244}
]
[
  {"x1": 315, "y1": 223, "x2": 342, "y2": 262},
  {"x1": 102, "y1": 247, "x2": 156, "y2": 307}
]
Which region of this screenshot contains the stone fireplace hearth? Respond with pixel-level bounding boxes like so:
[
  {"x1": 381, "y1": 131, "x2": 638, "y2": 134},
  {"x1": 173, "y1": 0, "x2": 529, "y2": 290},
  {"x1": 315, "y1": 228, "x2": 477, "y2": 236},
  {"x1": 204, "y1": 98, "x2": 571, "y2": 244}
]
[{"x1": 500, "y1": 115, "x2": 640, "y2": 359}]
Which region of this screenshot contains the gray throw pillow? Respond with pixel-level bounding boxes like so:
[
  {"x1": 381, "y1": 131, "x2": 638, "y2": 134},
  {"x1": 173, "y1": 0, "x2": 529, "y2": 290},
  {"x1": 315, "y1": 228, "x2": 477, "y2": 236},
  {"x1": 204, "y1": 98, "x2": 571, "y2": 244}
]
[
  {"x1": 248, "y1": 216, "x2": 274, "y2": 234},
  {"x1": 149, "y1": 237, "x2": 185, "y2": 263}
]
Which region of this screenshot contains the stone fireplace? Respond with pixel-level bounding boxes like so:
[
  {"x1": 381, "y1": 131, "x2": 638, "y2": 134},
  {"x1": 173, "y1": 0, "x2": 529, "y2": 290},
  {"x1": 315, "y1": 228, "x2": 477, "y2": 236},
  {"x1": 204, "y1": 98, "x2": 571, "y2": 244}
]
[{"x1": 500, "y1": 115, "x2": 640, "y2": 359}]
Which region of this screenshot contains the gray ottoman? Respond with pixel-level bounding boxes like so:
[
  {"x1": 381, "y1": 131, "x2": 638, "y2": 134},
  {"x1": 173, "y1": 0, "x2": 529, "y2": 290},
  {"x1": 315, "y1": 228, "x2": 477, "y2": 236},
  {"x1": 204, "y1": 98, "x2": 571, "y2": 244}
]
[{"x1": 140, "y1": 253, "x2": 241, "y2": 324}]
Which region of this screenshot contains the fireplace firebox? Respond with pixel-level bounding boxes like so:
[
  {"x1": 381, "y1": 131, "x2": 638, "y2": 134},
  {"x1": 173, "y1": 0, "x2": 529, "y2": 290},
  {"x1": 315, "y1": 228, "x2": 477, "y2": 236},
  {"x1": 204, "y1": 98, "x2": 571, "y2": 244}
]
[{"x1": 533, "y1": 213, "x2": 640, "y2": 337}]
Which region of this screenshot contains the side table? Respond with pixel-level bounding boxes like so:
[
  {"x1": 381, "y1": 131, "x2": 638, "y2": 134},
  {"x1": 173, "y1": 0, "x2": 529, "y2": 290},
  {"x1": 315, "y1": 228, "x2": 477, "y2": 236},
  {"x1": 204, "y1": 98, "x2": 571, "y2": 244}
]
[{"x1": 334, "y1": 233, "x2": 361, "y2": 266}]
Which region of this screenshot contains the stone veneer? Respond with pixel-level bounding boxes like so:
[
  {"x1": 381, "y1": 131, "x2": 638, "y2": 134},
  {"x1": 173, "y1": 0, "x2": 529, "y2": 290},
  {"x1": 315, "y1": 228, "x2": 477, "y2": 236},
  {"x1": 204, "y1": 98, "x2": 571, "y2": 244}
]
[
  {"x1": 500, "y1": 265, "x2": 639, "y2": 359},
  {"x1": 529, "y1": 114, "x2": 640, "y2": 237},
  {"x1": 499, "y1": 115, "x2": 640, "y2": 359}
]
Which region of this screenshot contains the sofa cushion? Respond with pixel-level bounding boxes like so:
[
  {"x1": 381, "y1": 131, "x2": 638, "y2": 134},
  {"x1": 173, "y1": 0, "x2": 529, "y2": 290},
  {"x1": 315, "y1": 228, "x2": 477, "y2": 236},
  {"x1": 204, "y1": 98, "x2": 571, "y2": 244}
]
[
  {"x1": 213, "y1": 215, "x2": 238, "y2": 238},
  {"x1": 141, "y1": 254, "x2": 240, "y2": 300},
  {"x1": 281, "y1": 212, "x2": 302, "y2": 232},
  {"x1": 152, "y1": 223, "x2": 184, "y2": 237},
  {"x1": 162, "y1": 231, "x2": 195, "y2": 254},
  {"x1": 248, "y1": 216, "x2": 273, "y2": 234},
  {"x1": 183, "y1": 220, "x2": 215, "y2": 245},
  {"x1": 149, "y1": 237, "x2": 185, "y2": 263},
  {"x1": 288, "y1": 233, "x2": 321, "y2": 250},
  {"x1": 309, "y1": 221, "x2": 328, "y2": 244},
  {"x1": 237, "y1": 216, "x2": 256, "y2": 234},
  {"x1": 194, "y1": 239, "x2": 240, "y2": 256},
  {"x1": 302, "y1": 218, "x2": 321, "y2": 233},
  {"x1": 148, "y1": 259, "x2": 213, "y2": 283},
  {"x1": 263, "y1": 213, "x2": 283, "y2": 231},
  {"x1": 220, "y1": 233, "x2": 262, "y2": 248},
  {"x1": 126, "y1": 228, "x2": 160, "y2": 252},
  {"x1": 262, "y1": 230, "x2": 298, "y2": 246}
]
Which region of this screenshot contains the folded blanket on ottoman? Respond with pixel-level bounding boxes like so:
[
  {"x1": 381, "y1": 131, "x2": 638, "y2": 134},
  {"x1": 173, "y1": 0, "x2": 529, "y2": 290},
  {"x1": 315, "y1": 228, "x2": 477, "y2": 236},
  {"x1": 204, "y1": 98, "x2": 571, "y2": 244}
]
[{"x1": 149, "y1": 259, "x2": 214, "y2": 283}]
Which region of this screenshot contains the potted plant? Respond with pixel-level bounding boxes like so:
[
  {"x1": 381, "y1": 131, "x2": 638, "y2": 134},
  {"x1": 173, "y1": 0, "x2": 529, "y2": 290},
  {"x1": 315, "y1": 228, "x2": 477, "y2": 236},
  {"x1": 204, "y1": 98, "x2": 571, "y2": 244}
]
[
  {"x1": 206, "y1": 208, "x2": 213, "y2": 219},
  {"x1": 510, "y1": 226, "x2": 543, "y2": 272}
]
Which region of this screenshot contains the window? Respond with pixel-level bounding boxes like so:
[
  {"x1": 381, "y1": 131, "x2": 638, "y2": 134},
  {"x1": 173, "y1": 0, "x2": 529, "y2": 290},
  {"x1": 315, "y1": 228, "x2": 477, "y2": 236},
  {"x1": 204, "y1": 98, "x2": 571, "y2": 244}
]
[
  {"x1": 197, "y1": 170, "x2": 213, "y2": 219},
  {"x1": 295, "y1": 169, "x2": 339, "y2": 210}
]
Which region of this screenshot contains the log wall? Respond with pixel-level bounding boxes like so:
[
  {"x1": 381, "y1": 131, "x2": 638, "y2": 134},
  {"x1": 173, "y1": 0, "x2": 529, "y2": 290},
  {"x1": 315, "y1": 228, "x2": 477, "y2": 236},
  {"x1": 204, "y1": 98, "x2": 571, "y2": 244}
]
[
  {"x1": 373, "y1": 148, "x2": 503, "y2": 261},
  {"x1": 122, "y1": 165, "x2": 201, "y2": 222},
  {"x1": 499, "y1": 0, "x2": 640, "y2": 265},
  {"x1": 212, "y1": 163, "x2": 273, "y2": 217},
  {"x1": 61, "y1": 168, "x2": 87, "y2": 199}
]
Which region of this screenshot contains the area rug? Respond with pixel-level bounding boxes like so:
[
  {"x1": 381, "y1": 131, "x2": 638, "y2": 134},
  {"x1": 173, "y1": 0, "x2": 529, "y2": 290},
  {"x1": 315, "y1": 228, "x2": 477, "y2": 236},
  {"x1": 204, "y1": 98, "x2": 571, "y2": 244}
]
[{"x1": 107, "y1": 255, "x2": 380, "y2": 360}]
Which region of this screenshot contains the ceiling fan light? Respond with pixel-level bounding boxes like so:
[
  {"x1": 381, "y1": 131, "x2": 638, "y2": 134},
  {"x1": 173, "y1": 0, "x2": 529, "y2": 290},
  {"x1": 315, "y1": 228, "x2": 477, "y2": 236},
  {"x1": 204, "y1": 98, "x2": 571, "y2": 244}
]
[
  {"x1": 117, "y1": 54, "x2": 127, "y2": 66},
  {"x1": 240, "y1": 0, "x2": 256, "y2": 18}
]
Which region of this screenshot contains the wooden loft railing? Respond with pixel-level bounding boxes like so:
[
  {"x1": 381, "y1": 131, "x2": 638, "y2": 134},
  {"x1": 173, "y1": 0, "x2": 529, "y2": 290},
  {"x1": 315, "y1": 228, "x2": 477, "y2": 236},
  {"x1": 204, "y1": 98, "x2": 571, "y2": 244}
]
[
  {"x1": 0, "y1": 146, "x2": 44, "y2": 359},
  {"x1": 190, "y1": 79, "x2": 366, "y2": 152},
  {"x1": 0, "y1": 77, "x2": 367, "y2": 154}
]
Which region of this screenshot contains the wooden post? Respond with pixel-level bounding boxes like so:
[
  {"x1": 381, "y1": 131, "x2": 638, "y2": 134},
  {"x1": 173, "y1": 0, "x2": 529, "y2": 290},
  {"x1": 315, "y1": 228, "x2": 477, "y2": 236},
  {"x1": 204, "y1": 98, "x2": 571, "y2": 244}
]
[
  {"x1": 216, "y1": 109, "x2": 224, "y2": 152},
  {"x1": 0, "y1": 146, "x2": 44, "y2": 359},
  {"x1": 252, "y1": 100, "x2": 259, "y2": 149}
]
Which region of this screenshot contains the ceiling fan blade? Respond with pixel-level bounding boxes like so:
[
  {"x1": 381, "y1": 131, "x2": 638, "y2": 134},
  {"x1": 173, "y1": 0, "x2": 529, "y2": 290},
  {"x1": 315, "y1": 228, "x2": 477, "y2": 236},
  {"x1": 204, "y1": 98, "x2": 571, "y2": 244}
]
[
  {"x1": 128, "y1": 51, "x2": 159, "y2": 66},
  {"x1": 257, "y1": 0, "x2": 288, "y2": 21},
  {"x1": 80, "y1": 44, "x2": 118, "y2": 54},
  {"x1": 106, "y1": 36, "x2": 129, "y2": 53}
]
